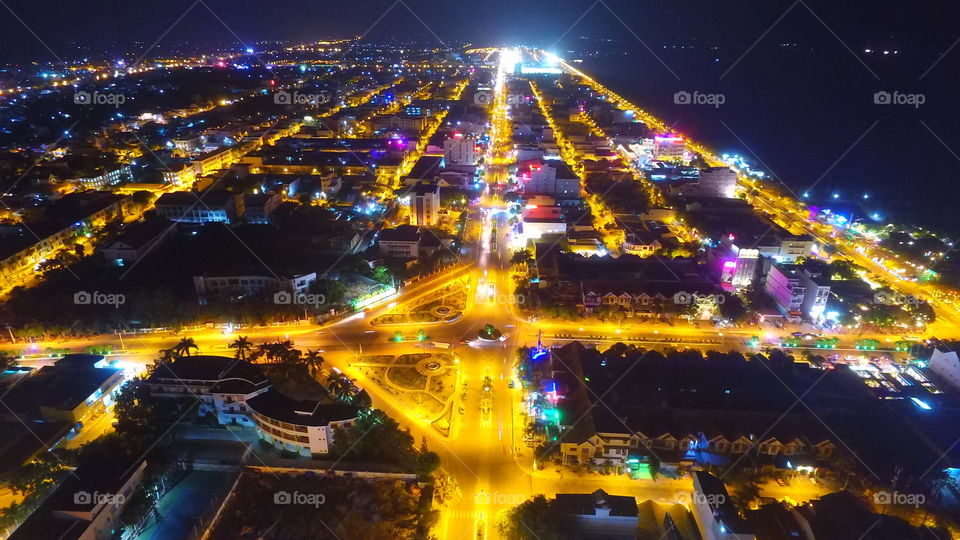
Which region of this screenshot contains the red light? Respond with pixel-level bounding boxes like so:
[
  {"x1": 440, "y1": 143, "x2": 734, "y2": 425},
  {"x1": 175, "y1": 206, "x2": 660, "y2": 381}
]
[
  {"x1": 453, "y1": 132, "x2": 463, "y2": 138},
  {"x1": 269, "y1": 80, "x2": 276, "y2": 86}
]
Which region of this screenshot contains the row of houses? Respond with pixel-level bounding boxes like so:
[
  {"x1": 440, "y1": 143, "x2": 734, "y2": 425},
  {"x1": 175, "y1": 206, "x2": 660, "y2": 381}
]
[{"x1": 0, "y1": 191, "x2": 126, "y2": 291}]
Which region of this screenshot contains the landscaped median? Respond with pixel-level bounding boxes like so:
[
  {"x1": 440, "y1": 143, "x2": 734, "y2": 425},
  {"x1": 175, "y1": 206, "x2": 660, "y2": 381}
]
[
  {"x1": 350, "y1": 353, "x2": 460, "y2": 438},
  {"x1": 370, "y1": 279, "x2": 469, "y2": 326}
]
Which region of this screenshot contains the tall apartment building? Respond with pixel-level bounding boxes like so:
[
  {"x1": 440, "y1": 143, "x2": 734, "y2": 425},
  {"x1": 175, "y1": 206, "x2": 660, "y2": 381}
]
[
  {"x1": 411, "y1": 181, "x2": 440, "y2": 226},
  {"x1": 443, "y1": 133, "x2": 478, "y2": 166},
  {"x1": 697, "y1": 166, "x2": 738, "y2": 198}
]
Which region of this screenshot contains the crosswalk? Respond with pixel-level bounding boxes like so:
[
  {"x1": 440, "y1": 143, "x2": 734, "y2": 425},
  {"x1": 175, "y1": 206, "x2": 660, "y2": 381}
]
[{"x1": 448, "y1": 508, "x2": 483, "y2": 519}]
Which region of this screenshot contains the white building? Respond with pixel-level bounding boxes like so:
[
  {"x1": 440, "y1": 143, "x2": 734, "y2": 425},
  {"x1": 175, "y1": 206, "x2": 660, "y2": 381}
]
[
  {"x1": 378, "y1": 225, "x2": 423, "y2": 258},
  {"x1": 653, "y1": 135, "x2": 687, "y2": 162},
  {"x1": 443, "y1": 133, "x2": 478, "y2": 165},
  {"x1": 691, "y1": 472, "x2": 756, "y2": 540},
  {"x1": 247, "y1": 391, "x2": 359, "y2": 456},
  {"x1": 411, "y1": 181, "x2": 440, "y2": 226},
  {"x1": 524, "y1": 162, "x2": 580, "y2": 199},
  {"x1": 719, "y1": 247, "x2": 760, "y2": 288},
  {"x1": 765, "y1": 264, "x2": 805, "y2": 321},
  {"x1": 698, "y1": 166, "x2": 738, "y2": 198},
  {"x1": 930, "y1": 348, "x2": 960, "y2": 392},
  {"x1": 192, "y1": 272, "x2": 316, "y2": 301},
  {"x1": 522, "y1": 205, "x2": 566, "y2": 240},
  {"x1": 71, "y1": 165, "x2": 133, "y2": 189}
]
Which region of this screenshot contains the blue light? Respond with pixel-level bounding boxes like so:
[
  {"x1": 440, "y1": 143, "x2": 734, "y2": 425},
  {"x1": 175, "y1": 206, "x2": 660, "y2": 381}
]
[{"x1": 911, "y1": 397, "x2": 932, "y2": 410}]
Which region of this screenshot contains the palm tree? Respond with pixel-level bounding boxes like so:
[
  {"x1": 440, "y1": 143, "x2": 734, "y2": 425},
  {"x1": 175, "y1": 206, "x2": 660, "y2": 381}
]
[
  {"x1": 510, "y1": 249, "x2": 534, "y2": 267},
  {"x1": 172, "y1": 337, "x2": 198, "y2": 358},
  {"x1": 158, "y1": 348, "x2": 176, "y2": 364},
  {"x1": 229, "y1": 336, "x2": 253, "y2": 361},
  {"x1": 326, "y1": 372, "x2": 354, "y2": 401},
  {"x1": 303, "y1": 349, "x2": 324, "y2": 378}
]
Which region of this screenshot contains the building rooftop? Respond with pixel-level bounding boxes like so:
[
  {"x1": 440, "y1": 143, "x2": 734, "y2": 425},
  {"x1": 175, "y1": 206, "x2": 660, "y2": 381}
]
[
  {"x1": 379, "y1": 224, "x2": 421, "y2": 243},
  {"x1": 4, "y1": 360, "x2": 123, "y2": 416},
  {"x1": 246, "y1": 390, "x2": 359, "y2": 427},
  {"x1": 554, "y1": 489, "x2": 639, "y2": 518},
  {"x1": 149, "y1": 355, "x2": 268, "y2": 387}
]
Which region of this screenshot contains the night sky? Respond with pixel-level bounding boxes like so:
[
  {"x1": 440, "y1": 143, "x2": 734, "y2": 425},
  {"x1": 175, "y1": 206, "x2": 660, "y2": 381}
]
[{"x1": 1, "y1": 1, "x2": 959, "y2": 64}]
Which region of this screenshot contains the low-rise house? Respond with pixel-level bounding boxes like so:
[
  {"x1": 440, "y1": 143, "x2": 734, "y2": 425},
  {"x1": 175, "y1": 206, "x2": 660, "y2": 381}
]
[
  {"x1": 192, "y1": 272, "x2": 316, "y2": 302},
  {"x1": 154, "y1": 190, "x2": 243, "y2": 224},
  {"x1": 10, "y1": 457, "x2": 147, "y2": 540},
  {"x1": 622, "y1": 230, "x2": 662, "y2": 256},
  {"x1": 100, "y1": 218, "x2": 172, "y2": 265},
  {"x1": 554, "y1": 489, "x2": 640, "y2": 538},
  {"x1": 691, "y1": 472, "x2": 755, "y2": 540},
  {"x1": 243, "y1": 193, "x2": 283, "y2": 224},
  {"x1": 2, "y1": 354, "x2": 124, "y2": 426}
]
